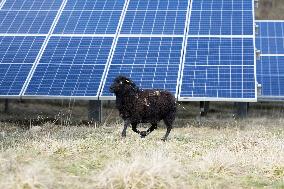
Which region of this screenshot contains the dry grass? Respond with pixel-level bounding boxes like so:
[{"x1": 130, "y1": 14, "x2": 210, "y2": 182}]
[
  {"x1": 1, "y1": 118, "x2": 284, "y2": 189},
  {"x1": 256, "y1": 0, "x2": 284, "y2": 20}
]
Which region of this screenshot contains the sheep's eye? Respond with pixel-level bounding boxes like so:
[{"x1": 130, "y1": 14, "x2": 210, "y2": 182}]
[
  {"x1": 119, "y1": 81, "x2": 123, "y2": 85},
  {"x1": 125, "y1": 80, "x2": 130, "y2": 83}
]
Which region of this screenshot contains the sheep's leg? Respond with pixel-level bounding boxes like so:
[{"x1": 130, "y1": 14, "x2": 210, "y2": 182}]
[
  {"x1": 131, "y1": 123, "x2": 140, "y2": 135},
  {"x1": 161, "y1": 126, "x2": 172, "y2": 141},
  {"x1": 162, "y1": 114, "x2": 175, "y2": 141},
  {"x1": 122, "y1": 120, "x2": 130, "y2": 137},
  {"x1": 146, "y1": 123, "x2": 157, "y2": 135}
]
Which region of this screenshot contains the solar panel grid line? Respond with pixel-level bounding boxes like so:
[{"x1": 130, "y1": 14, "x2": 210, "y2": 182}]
[
  {"x1": 51, "y1": 34, "x2": 116, "y2": 37},
  {"x1": 187, "y1": 35, "x2": 254, "y2": 38},
  {"x1": 97, "y1": 0, "x2": 130, "y2": 100},
  {"x1": 20, "y1": 0, "x2": 68, "y2": 98},
  {"x1": 176, "y1": 0, "x2": 192, "y2": 99},
  {"x1": 178, "y1": 0, "x2": 194, "y2": 100},
  {"x1": 1, "y1": 9, "x2": 60, "y2": 11},
  {"x1": 64, "y1": 0, "x2": 125, "y2": 11},
  {"x1": 0, "y1": 33, "x2": 47, "y2": 37},
  {"x1": 0, "y1": 0, "x2": 6, "y2": 9},
  {"x1": 261, "y1": 54, "x2": 284, "y2": 56},
  {"x1": 54, "y1": 10, "x2": 124, "y2": 34},
  {"x1": 0, "y1": 10, "x2": 59, "y2": 34},
  {"x1": 252, "y1": 0, "x2": 258, "y2": 101},
  {"x1": 256, "y1": 20, "x2": 284, "y2": 23},
  {"x1": 119, "y1": 34, "x2": 184, "y2": 37},
  {"x1": 1, "y1": 0, "x2": 63, "y2": 10}
]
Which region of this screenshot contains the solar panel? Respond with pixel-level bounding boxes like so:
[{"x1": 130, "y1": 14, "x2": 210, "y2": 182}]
[
  {"x1": 256, "y1": 21, "x2": 284, "y2": 55},
  {"x1": 64, "y1": 0, "x2": 125, "y2": 11},
  {"x1": 0, "y1": 0, "x2": 258, "y2": 102},
  {"x1": 256, "y1": 21, "x2": 284, "y2": 100},
  {"x1": 0, "y1": 10, "x2": 57, "y2": 34},
  {"x1": 0, "y1": 36, "x2": 45, "y2": 96},
  {"x1": 1, "y1": 0, "x2": 63, "y2": 10},
  {"x1": 100, "y1": 37, "x2": 183, "y2": 99},
  {"x1": 179, "y1": 0, "x2": 256, "y2": 101},
  {"x1": 121, "y1": 0, "x2": 187, "y2": 35},
  {"x1": 53, "y1": 10, "x2": 122, "y2": 34},
  {"x1": 180, "y1": 37, "x2": 255, "y2": 99},
  {"x1": 189, "y1": 0, "x2": 253, "y2": 35},
  {"x1": 189, "y1": 10, "x2": 253, "y2": 35},
  {"x1": 257, "y1": 56, "x2": 284, "y2": 98},
  {"x1": 121, "y1": 11, "x2": 186, "y2": 35},
  {"x1": 23, "y1": 37, "x2": 113, "y2": 98},
  {"x1": 53, "y1": 0, "x2": 125, "y2": 35},
  {"x1": 100, "y1": 0, "x2": 190, "y2": 100},
  {"x1": 127, "y1": 0, "x2": 188, "y2": 10}
]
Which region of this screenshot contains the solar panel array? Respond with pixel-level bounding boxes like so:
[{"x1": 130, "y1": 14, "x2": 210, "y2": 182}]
[
  {"x1": 100, "y1": 0, "x2": 190, "y2": 99},
  {"x1": 0, "y1": 0, "x2": 257, "y2": 101},
  {"x1": 179, "y1": 0, "x2": 256, "y2": 101},
  {"x1": 256, "y1": 21, "x2": 284, "y2": 100}
]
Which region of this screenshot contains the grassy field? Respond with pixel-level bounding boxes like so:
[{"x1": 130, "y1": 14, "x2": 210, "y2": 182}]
[{"x1": 1, "y1": 116, "x2": 284, "y2": 189}]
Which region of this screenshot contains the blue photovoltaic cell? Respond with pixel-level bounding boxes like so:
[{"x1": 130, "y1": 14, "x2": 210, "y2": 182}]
[
  {"x1": 189, "y1": 0, "x2": 253, "y2": 35},
  {"x1": 64, "y1": 0, "x2": 125, "y2": 10},
  {"x1": 256, "y1": 21, "x2": 284, "y2": 54},
  {"x1": 24, "y1": 37, "x2": 113, "y2": 97},
  {"x1": 189, "y1": 10, "x2": 253, "y2": 35},
  {"x1": 0, "y1": 11, "x2": 57, "y2": 34},
  {"x1": 180, "y1": 37, "x2": 255, "y2": 99},
  {"x1": 101, "y1": 37, "x2": 183, "y2": 97},
  {"x1": 2, "y1": 0, "x2": 63, "y2": 10},
  {"x1": 257, "y1": 56, "x2": 284, "y2": 97},
  {"x1": 25, "y1": 64, "x2": 106, "y2": 96},
  {"x1": 0, "y1": 36, "x2": 45, "y2": 96},
  {"x1": 54, "y1": 11, "x2": 122, "y2": 34},
  {"x1": 127, "y1": 0, "x2": 188, "y2": 10},
  {"x1": 185, "y1": 37, "x2": 254, "y2": 66},
  {"x1": 0, "y1": 36, "x2": 45, "y2": 63},
  {"x1": 181, "y1": 65, "x2": 255, "y2": 98},
  {"x1": 0, "y1": 64, "x2": 33, "y2": 95},
  {"x1": 121, "y1": 11, "x2": 186, "y2": 35},
  {"x1": 102, "y1": 64, "x2": 180, "y2": 97},
  {"x1": 191, "y1": 0, "x2": 253, "y2": 11}
]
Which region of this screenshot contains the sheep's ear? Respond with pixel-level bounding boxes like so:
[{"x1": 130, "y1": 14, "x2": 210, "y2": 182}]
[{"x1": 125, "y1": 79, "x2": 130, "y2": 83}]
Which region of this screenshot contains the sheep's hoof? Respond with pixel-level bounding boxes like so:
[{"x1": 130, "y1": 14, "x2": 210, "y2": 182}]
[
  {"x1": 140, "y1": 131, "x2": 147, "y2": 138},
  {"x1": 161, "y1": 138, "x2": 167, "y2": 142}
]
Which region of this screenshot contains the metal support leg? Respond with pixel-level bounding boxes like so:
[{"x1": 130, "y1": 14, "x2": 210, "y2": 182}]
[
  {"x1": 235, "y1": 102, "x2": 249, "y2": 118},
  {"x1": 200, "y1": 101, "x2": 210, "y2": 116},
  {"x1": 88, "y1": 100, "x2": 102, "y2": 123}
]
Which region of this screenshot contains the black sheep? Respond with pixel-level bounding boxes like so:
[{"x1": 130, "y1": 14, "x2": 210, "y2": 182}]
[{"x1": 109, "y1": 75, "x2": 176, "y2": 141}]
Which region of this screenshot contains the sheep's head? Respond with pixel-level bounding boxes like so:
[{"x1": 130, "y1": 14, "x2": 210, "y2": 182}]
[{"x1": 109, "y1": 75, "x2": 139, "y2": 96}]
